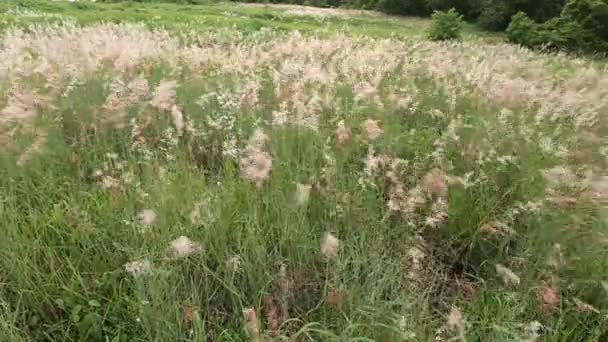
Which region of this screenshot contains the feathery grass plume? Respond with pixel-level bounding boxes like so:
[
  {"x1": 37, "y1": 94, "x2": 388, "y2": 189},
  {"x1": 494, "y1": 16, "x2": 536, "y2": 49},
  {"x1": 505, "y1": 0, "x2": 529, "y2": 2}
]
[
  {"x1": 248, "y1": 128, "x2": 269, "y2": 150},
  {"x1": 573, "y1": 298, "x2": 600, "y2": 313},
  {"x1": 537, "y1": 286, "x2": 559, "y2": 315},
  {"x1": 362, "y1": 119, "x2": 383, "y2": 141},
  {"x1": 240, "y1": 129, "x2": 272, "y2": 188},
  {"x1": 1, "y1": 88, "x2": 40, "y2": 126},
  {"x1": 406, "y1": 246, "x2": 426, "y2": 280},
  {"x1": 226, "y1": 255, "x2": 241, "y2": 273},
  {"x1": 523, "y1": 321, "x2": 543, "y2": 341},
  {"x1": 102, "y1": 77, "x2": 148, "y2": 128},
  {"x1": 170, "y1": 105, "x2": 184, "y2": 136},
  {"x1": 136, "y1": 209, "x2": 157, "y2": 226},
  {"x1": 100, "y1": 176, "x2": 121, "y2": 189},
  {"x1": 271, "y1": 107, "x2": 289, "y2": 127},
  {"x1": 446, "y1": 306, "x2": 465, "y2": 341},
  {"x1": 495, "y1": 264, "x2": 520, "y2": 287},
  {"x1": 240, "y1": 148, "x2": 272, "y2": 188},
  {"x1": 335, "y1": 120, "x2": 351, "y2": 146},
  {"x1": 163, "y1": 236, "x2": 203, "y2": 259},
  {"x1": 150, "y1": 80, "x2": 177, "y2": 112},
  {"x1": 124, "y1": 259, "x2": 152, "y2": 277},
  {"x1": 320, "y1": 233, "x2": 339, "y2": 258},
  {"x1": 421, "y1": 168, "x2": 448, "y2": 200},
  {"x1": 242, "y1": 308, "x2": 262, "y2": 342},
  {"x1": 294, "y1": 182, "x2": 312, "y2": 207}
]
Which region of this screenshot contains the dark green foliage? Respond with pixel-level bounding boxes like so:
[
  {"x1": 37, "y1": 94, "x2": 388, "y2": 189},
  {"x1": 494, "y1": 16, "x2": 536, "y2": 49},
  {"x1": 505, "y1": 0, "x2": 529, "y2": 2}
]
[
  {"x1": 505, "y1": 12, "x2": 539, "y2": 46},
  {"x1": 477, "y1": 0, "x2": 514, "y2": 31},
  {"x1": 562, "y1": 0, "x2": 608, "y2": 39},
  {"x1": 426, "y1": 0, "x2": 483, "y2": 19},
  {"x1": 428, "y1": 8, "x2": 464, "y2": 40},
  {"x1": 375, "y1": 0, "x2": 430, "y2": 15},
  {"x1": 507, "y1": 0, "x2": 608, "y2": 52}
]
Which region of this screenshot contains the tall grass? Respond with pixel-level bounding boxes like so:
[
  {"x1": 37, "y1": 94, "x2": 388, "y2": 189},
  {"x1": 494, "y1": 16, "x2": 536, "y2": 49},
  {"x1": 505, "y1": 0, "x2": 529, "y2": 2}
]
[{"x1": 0, "y1": 15, "x2": 607, "y2": 342}]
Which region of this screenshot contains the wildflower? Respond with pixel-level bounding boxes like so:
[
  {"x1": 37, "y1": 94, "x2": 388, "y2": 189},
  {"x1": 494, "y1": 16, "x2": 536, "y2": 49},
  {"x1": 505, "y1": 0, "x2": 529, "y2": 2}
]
[
  {"x1": 294, "y1": 182, "x2": 312, "y2": 207},
  {"x1": 320, "y1": 233, "x2": 339, "y2": 258},
  {"x1": 362, "y1": 119, "x2": 383, "y2": 141},
  {"x1": 124, "y1": 259, "x2": 152, "y2": 276},
  {"x1": 335, "y1": 120, "x2": 351, "y2": 145},
  {"x1": 163, "y1": 236, "x2": 203, "y2": 259},
  {"x1": 137, "y1": 209, "x2": 157, "y2": 226},
  {"x1": 495, "y1": 264, "x2": 520, "y2": 287}
]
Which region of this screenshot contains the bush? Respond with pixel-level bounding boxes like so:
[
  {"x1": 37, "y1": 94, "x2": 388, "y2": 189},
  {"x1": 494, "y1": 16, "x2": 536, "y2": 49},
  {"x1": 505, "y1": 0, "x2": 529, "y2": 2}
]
[
  {"x1": 507, "y1": 0, "x2": 608, "y2": 52},
  {"x1": 562, "y1": 0, "x2": 608, "y2": 40},
  {"x1": 428, "y1": 8, "x2": 464, "y2": 40},
  {"x1": 505, "y1": 12, "x2": 540, "y2": 47},
  {"x1": 507, "y1": 9, "x2": 608, "y2": 52}
]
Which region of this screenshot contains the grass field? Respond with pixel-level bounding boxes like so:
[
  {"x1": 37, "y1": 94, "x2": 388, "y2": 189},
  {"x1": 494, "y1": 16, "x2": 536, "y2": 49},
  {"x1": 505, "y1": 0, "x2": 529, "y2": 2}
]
[{"x1": 1, "y1": 1, "x2": 608, "y2": 341}]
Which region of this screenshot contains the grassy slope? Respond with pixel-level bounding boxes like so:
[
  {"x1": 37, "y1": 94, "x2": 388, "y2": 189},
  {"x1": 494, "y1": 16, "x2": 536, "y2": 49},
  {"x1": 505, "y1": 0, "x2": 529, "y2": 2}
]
[
  {"x1": 0, "y1": 0, "x2": 498, "y2": 39},
  {"x1": 0, "y1": 1, "x2": 607, "y2": 342}
]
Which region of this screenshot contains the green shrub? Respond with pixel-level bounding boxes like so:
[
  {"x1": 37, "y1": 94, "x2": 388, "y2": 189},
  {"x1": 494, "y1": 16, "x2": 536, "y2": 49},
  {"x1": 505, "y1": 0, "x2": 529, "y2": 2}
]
[
  {"x1": 507, "y1": 0, "x2": 608, "y2": 52},
  {"x1": 427, "y1": 8, "x2": 464, "y2": 40},
  {"x1": 562, "y1": 0, "x2": 608, "y2": 40},
  {"x1": 505, "y1": 11, "x2": 539, "y2": 47}
]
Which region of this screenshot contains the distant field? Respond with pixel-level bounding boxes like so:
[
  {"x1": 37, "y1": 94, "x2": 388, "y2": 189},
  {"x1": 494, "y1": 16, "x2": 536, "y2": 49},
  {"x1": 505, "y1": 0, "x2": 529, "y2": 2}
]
[
  {"x1": 1, "y1": 1, "x2": 608, "y2": 341},
  {"x1": 0, "y1": 0, "x2": 502, "y2": 39}
]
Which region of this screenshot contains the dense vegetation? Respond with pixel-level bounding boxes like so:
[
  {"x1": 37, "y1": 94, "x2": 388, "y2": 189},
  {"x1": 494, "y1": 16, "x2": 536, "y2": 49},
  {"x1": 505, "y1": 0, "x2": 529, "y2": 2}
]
[{"x1": 1, "y1": 1, "x2": 608, "y2": 341}]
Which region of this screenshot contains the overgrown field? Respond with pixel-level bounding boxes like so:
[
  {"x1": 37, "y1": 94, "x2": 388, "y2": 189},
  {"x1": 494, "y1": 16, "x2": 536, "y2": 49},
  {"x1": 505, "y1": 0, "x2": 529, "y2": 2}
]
[{"x1": 1, "y1": 1, "x2": 608, "y2": 341}]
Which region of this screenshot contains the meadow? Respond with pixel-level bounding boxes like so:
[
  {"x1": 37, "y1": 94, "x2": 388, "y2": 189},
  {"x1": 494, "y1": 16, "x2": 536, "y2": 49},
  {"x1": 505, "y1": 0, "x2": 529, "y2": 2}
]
[{"x1": 1, "y1": 1, "x2": 608, "y2": 341}]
